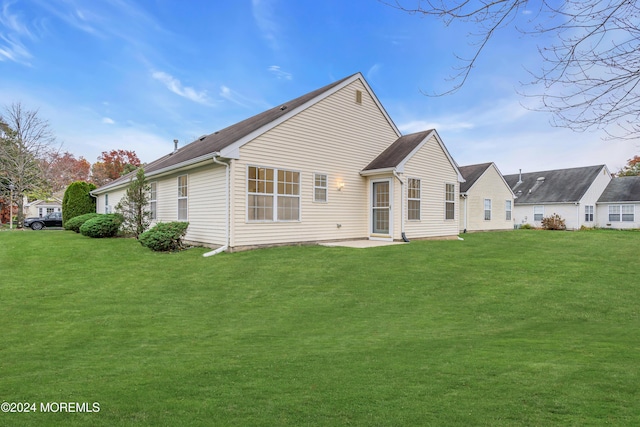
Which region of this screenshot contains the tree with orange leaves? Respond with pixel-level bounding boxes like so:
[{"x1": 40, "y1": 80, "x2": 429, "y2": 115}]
[{"x1": 91, "y1": 149, "x2": 141, "y2": 186}]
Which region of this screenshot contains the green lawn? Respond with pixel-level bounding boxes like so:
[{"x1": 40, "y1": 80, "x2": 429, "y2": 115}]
[{"x1": 0, "y1": 229, "x2": 638, "y2": 426}]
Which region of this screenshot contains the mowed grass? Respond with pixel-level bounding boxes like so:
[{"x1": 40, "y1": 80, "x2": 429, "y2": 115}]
[{"x1": 0, "y1": 229, "x2": 638, "y2": 426}]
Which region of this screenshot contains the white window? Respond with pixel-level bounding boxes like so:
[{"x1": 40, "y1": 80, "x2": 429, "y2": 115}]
[
  {"x1": 609, "y1": 205, "x2": 620, "y2": 222},
  {"x1": 247, "y1": 166, "x2": 300, "y2": 222},
  {"x1": 505, "y1": 200, "x2": 512, "y2": 221},
  {"x1": 407, "y1": 178, "x2": 421, "y2": 221},
  {"x1": 105, "y1": 194, "x2": 110, "y2": 213},
  {"x1": 585, "y1": 205, "x2": 594, "y2": 222},
  {"x1": 610, "y1": 205, "x2": 634, "y2": 222},
  {"x1": 534, "y1": 205, "x2": 544, "y2": 221},
  {"x1": 149, "y1": 182, "x2": 157, "y2": 220},
  {"x1": 313, "y1": 173, "x2": 328, "y2": 203},
  {"x1": 484, "y1": 199, "x2": 492, "y2": 221},
  {"x1": 445, "y1": 183, "x2": 455, "y2": 220},
  {"x1": 177, "y1": 175, "x2": 188, "y2": 220}
]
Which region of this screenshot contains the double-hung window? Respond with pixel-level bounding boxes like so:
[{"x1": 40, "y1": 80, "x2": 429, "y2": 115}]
[
  {"x1": 622, "y1": 205, "x2": 634, "y2": 222},
  {"x1": 149, "y1": 182, "x2": 157, "y2": 220},
  {"x1": 407, "y1": 178, "x2": 421, "y2": 220},
  {"x1": 505, "y1": 200, "x2": 512, "y2": 221},
  {"x1": 105, "y1": 194, "x2": 110, "y2": 214},
  {"x1": 484, "y1": 199, "x2": 492, "y2": 221},
  {"x1": 445, "y1": 183, "x2": 455, "y2": 220},
  {"x1": 534, "y1": 205, "x2": 544, "y2": 221},
  {"x1": 178, "y1": 175, "x2": 188, "y2": 220},
  {"x1": 248, "y1": 166, "x2": 300, "y2": 221},
  {"x1": 610, "y1": 205, "x2": 634, "y2": 222},
  {"x1": 608, "y1": 205, "x2": 620, "y2": 222},
  {"x1": 313, "y1": 173, "x2": 327, "y2": 203},
  {"x1": 585, "y1": 205, "x2": 594, "y2": 222}
]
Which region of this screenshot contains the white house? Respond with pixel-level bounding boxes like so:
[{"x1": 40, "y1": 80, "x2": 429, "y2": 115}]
[
  {"x1": 91, "y1": 73, "x2": 464, "y2": 251},
  {"x1": 504, "y1": 165, "x2": 612, "y2": 230},
  {"x1": 596, "y1": 176, "x2": 640, "y2": 229},
  {"x1": 458, "y1": 162, "x2": 515, "y2": 232}
]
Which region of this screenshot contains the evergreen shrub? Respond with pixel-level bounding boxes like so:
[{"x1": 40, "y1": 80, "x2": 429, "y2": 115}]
[
  {"x1": 79, "y1": 214, "x2": 123, "y2": 238},
  {"x1": 139, "y1": 222, "x2": 189, "y2": 252},
  {"x1": 64, "y1": 213, "x2": 99, "y2": 232}
]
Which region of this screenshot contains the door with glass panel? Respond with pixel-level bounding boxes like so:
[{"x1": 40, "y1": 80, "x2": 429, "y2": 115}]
[{"x1": 372, "y1": 181, "x2": 390, "y2": 235}]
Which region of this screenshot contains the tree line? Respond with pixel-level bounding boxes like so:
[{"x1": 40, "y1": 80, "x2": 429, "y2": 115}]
[{"x1": 1, "y1": 102, "x2": 141, "y2": 226}]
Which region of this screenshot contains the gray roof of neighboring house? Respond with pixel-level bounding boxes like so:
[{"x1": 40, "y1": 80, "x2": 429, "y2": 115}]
[
  {"x1": 504, "y1": 164, "x2": 606, "y2": 204},
  {"x1": 362, "y1": 130, "x2": 434, "y2": 171},
  {"x1": 597, "y1": 176, "x2": 640, "y2": 203},
  {"x1": 99, "y1": 73, "x2": 356, "y2": 190},
  {"x1": 458, "y1": 162, "x2": 493, "y2": 193}
]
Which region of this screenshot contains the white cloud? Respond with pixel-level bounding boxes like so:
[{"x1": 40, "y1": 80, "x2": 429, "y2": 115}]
[
  {"x1": 366, "y1": 64, "x2": 382, "y2": 81},
  {"x1": 219, "y1": 85, "x2": 250, "y2": 108},
  {"x1": 268, "y1": 65, "x2": 292, "y2": 80},
  {"x1": 102, "y1": 117, "x2": 115, "y2": 124},
  {"x1": 151, "y1": 71, "x2": 212, "y2": 105},
  {"x1": 0, "y1": 1, "x2": 34, "y2": 64},
  {"x1": 252, "y1": 0, "x2": 280, "y2": 50}
]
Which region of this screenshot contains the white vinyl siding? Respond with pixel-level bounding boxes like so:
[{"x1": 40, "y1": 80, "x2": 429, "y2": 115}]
[
  {"x1": 178, "y1": 175, "x2": 188, "y2": 220},
  {"x1": 313, "y1": 173, "x2": 328, "y2": 203},
  {"x1": 484, "y1": 199, "x2": 491, "y2": 221},
  {"x1": 407, "y1": 178, "x2": 420, "y2": 221}
]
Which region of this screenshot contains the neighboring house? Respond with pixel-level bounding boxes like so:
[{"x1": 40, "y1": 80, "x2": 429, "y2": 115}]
[
  {"x1": 458, "y1": 162, "x2": 515, "y2": 232},
  {"x1": 24, "y1": 197, "x2": 63, "y2": 218},
  {"x1": 504, "y1": 165, "x2": 612, "y2": 230},
  {"x1": 91, "y1": 72, "x2": 464, "y2": 251},
  {"x1": 596, "y1": 176, "x2": 640, "y2": 229}
]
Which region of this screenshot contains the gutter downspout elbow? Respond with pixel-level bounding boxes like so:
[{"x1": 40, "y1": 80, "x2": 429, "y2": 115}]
[{"x1": 205, "y1": 153, "x2": 230, "y2": 256}]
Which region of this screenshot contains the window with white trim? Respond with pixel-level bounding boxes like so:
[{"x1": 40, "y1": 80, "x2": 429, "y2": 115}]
[
  {"x1": 105, "y1": 194, "x2": 110, "y2": 214},
  {"x1": 534, "y1": 205, "x2": 544, "y2": 221},
  {"x1": 585, "y1": 205, "x2": 594, "y2": 222},
  {"x1": 610, "y1": 205, "x2": 634, "y2": 222},
  {"x1": 484, "y1": 199, "x2": 492, "y2": 220},
  {"x1": 445, "y1": 183, "x2": 455, "y2": 220},
  {"x1": 177, "y1": 175, "x2": 188, "y2": 220},
  {"x1": 407, "y1": 178, "x2": 421, "y2": 221},
  {"x1": 149, "y1": 182, "x2": 157, "y2": 220},
  {"x1": 505, "y1": 200, "x2": 512, "y2": 221},
  {"x1": 247, "y1": 166, "x2": 300, "y2": 221},
  {"x1": 313, "y1": 173, "x2": 327, "y2": 203}
]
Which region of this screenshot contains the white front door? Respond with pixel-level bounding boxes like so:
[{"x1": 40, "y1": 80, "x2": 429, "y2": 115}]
[{"x1": 371, "y1": 179, "x2": 392, "y2": 239}]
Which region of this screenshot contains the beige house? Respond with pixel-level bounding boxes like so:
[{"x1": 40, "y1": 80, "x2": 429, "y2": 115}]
[
  {"x1": 24, "y1": 196, "x2": 63, "y2": 218},
  {"x1": 504, "y1": 165, "x2": 612, "y2": 230},
  {"x1": 91, "y1": 73, "x2": 464, "y2": 251},
  {"x1": 458, "y1": 162, "x2": 515, "y2": 232}
]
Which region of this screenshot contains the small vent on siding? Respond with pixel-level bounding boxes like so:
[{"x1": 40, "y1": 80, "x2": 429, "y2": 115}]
[{"x1": 355, "y1": 90, "x2": 362, "y2": 104}]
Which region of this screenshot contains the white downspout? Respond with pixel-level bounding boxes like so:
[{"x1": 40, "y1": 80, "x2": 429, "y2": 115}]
[
  {"x1": 392, "y1": 170, "x2": 409, "y2": 242},
  {"x1": 461, "y1": 193, "x2": 468, "y2": 233},
  {"x1": 204, "y1": 153, "x2": 230, "y2": 257}
]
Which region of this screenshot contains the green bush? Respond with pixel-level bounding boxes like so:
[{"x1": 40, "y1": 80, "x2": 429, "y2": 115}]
[
  {"x1": 79, "y1": 214, "x2": 123, "y2": 238},
  {"x1": 139, "y1": 222, "x2": 189, "y2": 252},
  {"x1": 64, "y1": 213, "x2": 100, "y2": 233},
  {"x1": 520, "y1": 223, "x2": 534, "y2": 229},
  {"x1": 62, "y1": 181, "x2": 96, "y2": 226}
]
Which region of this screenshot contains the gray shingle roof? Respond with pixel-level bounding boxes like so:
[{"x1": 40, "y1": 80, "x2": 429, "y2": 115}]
[
  {"x1": 458, "y1": 163, "x2": 492, "y2": 193},
  {"x1": 362, "y1": 130, "x2": 434, "y2": 171},
  {"x1": 597, "y1": 176, "x2": 640, "y2": 202},
  {"x1": 504, "y1": 165, "x2": 606, "y2": 204},
  {"x1": 99, "y1": 73, "x2": 357, "y2": 190}
]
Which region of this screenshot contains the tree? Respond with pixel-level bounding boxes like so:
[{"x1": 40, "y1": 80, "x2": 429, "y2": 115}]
[
  {"x1": 115, "y1": 167, "x2": 152, "y2": 238},
  {"x1": 41, "y1": 152, "x2": 91, "y2": 193},
  {"x1": 91, "y1": 149, "x2": 141, "y2": 186},
  {"x1": 617, "y1": 155, "x2": 640, "y2": 177},
  {"x1": 62, "y1": 181, "x2": 97, "y2": 225},
  {"x1": 0, "y1": 103, "x2": 59, "y2": 227},
  {"x1": 387, "y1": 0, "x2": 640, "y2": 137}
]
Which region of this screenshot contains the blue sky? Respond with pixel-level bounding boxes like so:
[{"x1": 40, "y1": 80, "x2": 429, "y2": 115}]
[{"x1": 1, "y1": 0, "x2": 636, "y2": 175}]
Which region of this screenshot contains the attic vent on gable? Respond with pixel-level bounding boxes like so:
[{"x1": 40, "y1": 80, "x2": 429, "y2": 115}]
[{"x1": 355, "y1": 90, "x2": 362, "y2": 104}]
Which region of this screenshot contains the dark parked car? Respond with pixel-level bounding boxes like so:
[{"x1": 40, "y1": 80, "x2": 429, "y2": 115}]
[{"x1": 23, "y1": 212, "x2": 63, "y2": 230}]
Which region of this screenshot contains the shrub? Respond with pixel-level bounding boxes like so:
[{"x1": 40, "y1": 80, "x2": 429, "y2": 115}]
[
  {"x1": 541, "y1": 213, "x2": 566, "y2": 230},
  {"x1": 139, "y1": 222, "x2": 189, "y2": 252},
  {"x1": 79, "y1": 214, "x2": 123, "y2": 238},
  {"x1": 64, "y1": 213, "x2": 99, "y2": 233},
  {"x1": 62, "y1": 181, "x2": 96, "y2": 226},
  {"x1": 520, "y1": 223, "x2": 534, "y2": 229}
]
